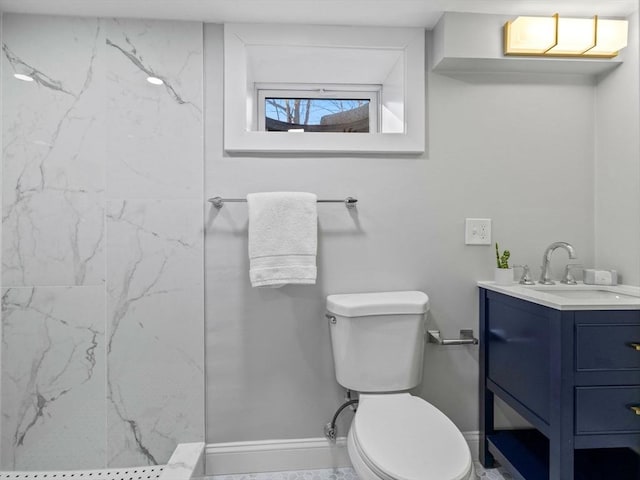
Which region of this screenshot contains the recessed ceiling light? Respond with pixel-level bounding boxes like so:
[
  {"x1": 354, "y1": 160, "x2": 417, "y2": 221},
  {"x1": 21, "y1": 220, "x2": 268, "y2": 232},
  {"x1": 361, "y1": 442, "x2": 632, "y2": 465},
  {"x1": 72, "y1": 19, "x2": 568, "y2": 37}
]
[
  {"x1": 14, "y1": 73, "x2": 34, "y2": 82},
  {"x1": 146, "y1": 76, "x2": 164, "y2": 85}
]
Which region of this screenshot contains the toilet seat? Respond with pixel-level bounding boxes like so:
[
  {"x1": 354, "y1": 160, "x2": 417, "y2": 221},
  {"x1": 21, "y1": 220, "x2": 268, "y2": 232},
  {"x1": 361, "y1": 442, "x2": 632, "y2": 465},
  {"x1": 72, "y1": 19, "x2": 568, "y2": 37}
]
[{"x1": 350, "y1": 393, "x2": 472, "y2": 480}]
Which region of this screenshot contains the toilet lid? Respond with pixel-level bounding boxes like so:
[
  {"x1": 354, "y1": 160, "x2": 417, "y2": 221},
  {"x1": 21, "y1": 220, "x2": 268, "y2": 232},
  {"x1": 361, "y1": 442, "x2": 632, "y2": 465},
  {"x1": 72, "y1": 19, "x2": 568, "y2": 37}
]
[{"x1": 352, "y1": 394, "x2": 471, "y2": 480}]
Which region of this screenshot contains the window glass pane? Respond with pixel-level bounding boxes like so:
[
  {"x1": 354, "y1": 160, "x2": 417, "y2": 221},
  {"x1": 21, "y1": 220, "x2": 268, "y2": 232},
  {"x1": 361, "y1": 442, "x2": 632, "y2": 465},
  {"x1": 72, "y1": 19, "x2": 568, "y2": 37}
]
[{"x1": 265, "y1": 98, "x2": 370, "y2": 132}]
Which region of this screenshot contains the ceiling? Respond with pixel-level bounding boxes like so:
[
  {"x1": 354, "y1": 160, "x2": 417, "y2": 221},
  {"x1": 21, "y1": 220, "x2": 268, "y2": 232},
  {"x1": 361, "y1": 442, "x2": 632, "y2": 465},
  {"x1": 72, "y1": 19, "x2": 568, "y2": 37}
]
[{"x1": 0, "y1": 0, "x2": 636, "y2": 28}]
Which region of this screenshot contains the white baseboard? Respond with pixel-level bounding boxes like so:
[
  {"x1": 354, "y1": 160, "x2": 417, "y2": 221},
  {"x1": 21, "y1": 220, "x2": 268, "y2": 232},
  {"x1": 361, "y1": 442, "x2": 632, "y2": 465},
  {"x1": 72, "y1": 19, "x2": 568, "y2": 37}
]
[
  {"x1": 205, "y1": 437, "x2": 351, "y2": 475},
  {"x1": 464, "y1": 431, "x2": 480, "y2": 463},
  {"x1": 205, "y1": 432, "x2": 480, "y2": 475}
]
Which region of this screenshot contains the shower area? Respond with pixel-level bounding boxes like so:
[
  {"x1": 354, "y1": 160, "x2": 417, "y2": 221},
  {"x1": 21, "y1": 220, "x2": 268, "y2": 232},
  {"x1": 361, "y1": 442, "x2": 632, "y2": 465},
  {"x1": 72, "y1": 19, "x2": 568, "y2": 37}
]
[{"x1": 0, "y1": 13, "x2": 205, "y2": 472}]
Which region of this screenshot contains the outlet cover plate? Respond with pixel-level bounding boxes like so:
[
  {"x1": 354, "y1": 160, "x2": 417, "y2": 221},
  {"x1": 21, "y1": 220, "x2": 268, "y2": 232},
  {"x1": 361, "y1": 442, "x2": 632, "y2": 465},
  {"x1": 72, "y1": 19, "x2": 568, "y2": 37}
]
[{"x1": 465, "y1": 218, "x2": 492, "y2": 245}]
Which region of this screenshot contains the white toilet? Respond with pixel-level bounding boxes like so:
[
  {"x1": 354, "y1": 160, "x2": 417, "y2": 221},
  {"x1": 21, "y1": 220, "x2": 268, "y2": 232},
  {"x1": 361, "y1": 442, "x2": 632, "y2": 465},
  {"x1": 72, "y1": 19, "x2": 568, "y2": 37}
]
[{"x1": 327, "y1": 291, "x2": 473, "y2": 480}]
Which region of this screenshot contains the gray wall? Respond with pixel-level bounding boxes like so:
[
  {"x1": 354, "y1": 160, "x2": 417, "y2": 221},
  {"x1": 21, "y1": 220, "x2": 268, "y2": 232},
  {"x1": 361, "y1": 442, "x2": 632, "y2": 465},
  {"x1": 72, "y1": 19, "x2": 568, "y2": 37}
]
[
  {"x1": 204, "y1": 24, "x2": 598, "y2": 442},
  {"x1": 595, "y1": 11, "x2": 640, "y2": 286}
]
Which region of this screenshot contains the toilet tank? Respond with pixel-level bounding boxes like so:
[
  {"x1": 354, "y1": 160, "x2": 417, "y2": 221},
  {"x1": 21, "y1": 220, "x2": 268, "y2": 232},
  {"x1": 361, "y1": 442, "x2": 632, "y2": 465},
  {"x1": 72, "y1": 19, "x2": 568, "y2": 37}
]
[{"x1": 326, "y1": 291, "x2": 429, "y2": 393}]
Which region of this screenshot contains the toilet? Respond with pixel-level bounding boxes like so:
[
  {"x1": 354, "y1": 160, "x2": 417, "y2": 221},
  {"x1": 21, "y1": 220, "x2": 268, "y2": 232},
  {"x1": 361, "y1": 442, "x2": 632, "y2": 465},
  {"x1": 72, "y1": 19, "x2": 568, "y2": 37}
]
[{"x1": 326, "y1": 291, "x2": 473, "y2": 480}]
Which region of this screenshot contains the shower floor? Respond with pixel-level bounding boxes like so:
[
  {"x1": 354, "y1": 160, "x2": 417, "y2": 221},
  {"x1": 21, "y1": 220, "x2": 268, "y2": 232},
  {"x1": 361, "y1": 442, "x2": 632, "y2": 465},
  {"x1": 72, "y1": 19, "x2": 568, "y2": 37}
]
[{"x1": 208, "y1": 462, "x2": 512, "y2": 480}]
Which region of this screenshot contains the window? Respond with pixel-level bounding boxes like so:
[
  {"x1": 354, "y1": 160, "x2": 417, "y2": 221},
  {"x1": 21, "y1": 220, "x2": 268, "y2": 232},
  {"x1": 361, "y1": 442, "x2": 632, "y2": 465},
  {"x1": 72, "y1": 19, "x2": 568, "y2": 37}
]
[
  {"x1": 257, "y1": 86, "x2": 379, "y2": 133},
  {"x1": 224, "y1": 24, "x2": 425, "y2": 154}
]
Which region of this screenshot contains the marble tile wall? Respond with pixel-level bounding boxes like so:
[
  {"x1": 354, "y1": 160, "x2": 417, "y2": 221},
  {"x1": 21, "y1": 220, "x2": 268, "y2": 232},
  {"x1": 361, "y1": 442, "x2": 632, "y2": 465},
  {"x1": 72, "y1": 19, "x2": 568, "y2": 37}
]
[
  {"x1": 2, "y1": 14, "x2": 106, "y2": 287},
  {"x1": 1, "y1": 14, "x2": 204, "y2": 470},
  {"x1": 106, "y1": 200, "x2": 204, "y2": 467},
  {"x1": 0, "y1": 287, "x2": 106, "y2": 470}
]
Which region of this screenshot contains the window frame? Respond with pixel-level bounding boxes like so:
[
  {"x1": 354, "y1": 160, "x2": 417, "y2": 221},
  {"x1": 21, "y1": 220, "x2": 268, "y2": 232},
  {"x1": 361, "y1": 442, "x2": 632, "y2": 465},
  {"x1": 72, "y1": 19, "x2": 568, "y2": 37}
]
[
  {"x1": 223, "y1": 23, "x2": 425, "y2": 154},
  {"x1": 256, "y1": 83, "x2": 381, "y2": 133}
]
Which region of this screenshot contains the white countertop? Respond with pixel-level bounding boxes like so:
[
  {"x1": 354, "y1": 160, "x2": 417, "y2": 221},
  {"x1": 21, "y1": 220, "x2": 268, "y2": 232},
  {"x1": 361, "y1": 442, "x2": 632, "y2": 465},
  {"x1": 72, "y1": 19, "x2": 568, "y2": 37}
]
[{"x1": 477, "y1": 281, "x2": 640, "y2": 311}]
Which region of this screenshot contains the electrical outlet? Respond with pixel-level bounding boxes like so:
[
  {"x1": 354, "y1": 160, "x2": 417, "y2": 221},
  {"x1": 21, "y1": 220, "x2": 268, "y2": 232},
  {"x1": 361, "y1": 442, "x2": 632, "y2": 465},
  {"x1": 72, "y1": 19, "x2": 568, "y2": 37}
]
[{"x1": 465, "y1": 218, "x2": 492, "y2": 245}]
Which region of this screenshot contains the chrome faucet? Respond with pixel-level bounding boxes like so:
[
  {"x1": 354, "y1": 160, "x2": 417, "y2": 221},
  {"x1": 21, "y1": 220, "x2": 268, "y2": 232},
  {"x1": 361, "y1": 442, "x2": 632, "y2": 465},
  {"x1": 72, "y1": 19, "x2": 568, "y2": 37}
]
[{"x1": 539, "y1": 242, "x2": 577, "y2": 285}]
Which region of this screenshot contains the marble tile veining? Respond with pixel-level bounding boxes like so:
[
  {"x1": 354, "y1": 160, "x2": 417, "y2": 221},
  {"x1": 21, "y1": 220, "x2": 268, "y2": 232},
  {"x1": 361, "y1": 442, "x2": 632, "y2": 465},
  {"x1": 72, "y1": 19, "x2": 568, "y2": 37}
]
[
  {"x1": 207, "y1": 464, "x2": 512, "y2": 480},
  {"x1": 106, "y1": 200, "x2": 204, "y2": 467},
  {"x1": 208, "y1": 468, "x2": 358, "y2": 480},
  {"x1": 0, "y1": 287, "x2": 106, "y2": 470},
  {"x1": 2, "y1": 14, "x2": 106, "y2": 287},
  {"x1": 474, "y1": 462, "x2": 513, "y2": 479},
  {"x1": 1, "y1": 13, "x2": 205, "y2": 470},
  {"x1": 105, "y1": 19, "x2": 203, "y2": 200}
]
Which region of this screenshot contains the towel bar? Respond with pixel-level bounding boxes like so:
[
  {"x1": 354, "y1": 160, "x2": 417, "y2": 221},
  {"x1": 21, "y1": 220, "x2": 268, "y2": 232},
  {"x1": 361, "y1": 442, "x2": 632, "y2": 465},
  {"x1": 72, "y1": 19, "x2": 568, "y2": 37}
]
[{"x1": 208, "y1": 196, "x2": 357, "y2": 209}]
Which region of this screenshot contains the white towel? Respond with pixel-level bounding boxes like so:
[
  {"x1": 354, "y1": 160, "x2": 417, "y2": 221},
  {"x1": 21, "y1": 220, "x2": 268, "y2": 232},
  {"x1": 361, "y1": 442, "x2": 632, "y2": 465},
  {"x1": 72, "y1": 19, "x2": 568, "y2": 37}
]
[{"x1": 247, "y1": 192, "x2": 318, "y2": 288}]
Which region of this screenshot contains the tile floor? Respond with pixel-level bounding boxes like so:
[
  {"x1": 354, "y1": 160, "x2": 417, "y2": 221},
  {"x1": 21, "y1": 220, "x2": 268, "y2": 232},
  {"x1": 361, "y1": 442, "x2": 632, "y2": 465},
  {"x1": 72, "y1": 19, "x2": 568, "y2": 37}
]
[{"x1": 209, "y1": 462, "x2": 513, "y2": 480}]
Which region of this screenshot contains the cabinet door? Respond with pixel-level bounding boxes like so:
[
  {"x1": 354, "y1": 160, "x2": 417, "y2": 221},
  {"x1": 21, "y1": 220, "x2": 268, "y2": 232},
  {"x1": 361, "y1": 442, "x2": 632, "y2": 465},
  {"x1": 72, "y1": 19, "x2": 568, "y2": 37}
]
[{"x1": 487, "y1": 295, "x2": 551, "y2": 423}]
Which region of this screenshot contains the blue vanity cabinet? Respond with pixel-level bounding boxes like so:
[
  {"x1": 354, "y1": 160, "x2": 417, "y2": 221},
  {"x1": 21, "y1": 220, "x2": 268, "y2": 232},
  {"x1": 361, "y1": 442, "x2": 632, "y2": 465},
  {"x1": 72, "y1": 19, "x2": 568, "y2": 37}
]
[{"x1": 479, "y1": 288, "x2": 640, "y2": 480}]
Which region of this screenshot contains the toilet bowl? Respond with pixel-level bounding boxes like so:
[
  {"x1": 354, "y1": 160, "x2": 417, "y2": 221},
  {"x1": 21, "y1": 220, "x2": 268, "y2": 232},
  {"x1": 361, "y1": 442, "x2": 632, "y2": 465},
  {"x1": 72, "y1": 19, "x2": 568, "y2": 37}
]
[
  {"x1": 326, "y1": 291, "x2": 474, "y2": 480},
  {"x1": 346, "y1": 394, "x2": 473, "y2": 480}
]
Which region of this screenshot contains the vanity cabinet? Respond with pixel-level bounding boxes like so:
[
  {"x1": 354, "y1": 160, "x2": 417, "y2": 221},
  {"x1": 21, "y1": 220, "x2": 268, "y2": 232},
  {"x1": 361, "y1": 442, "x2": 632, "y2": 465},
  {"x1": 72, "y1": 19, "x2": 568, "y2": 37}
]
[{"x1": 479, "y1": 288, "x2": 640, "y2": 480}]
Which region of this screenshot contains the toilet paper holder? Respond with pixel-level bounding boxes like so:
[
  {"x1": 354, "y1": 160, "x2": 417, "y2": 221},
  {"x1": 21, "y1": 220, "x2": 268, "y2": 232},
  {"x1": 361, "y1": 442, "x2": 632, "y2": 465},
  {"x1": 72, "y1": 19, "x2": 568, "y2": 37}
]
[{"x1": 427, "y1": 329, "x2": 479, "y2": 346}]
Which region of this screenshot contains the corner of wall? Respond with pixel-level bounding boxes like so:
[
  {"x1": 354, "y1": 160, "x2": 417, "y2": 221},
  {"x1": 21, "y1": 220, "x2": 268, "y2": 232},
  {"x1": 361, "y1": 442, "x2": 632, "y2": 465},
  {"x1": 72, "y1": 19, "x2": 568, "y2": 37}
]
[{"x1": 593, "y1": 10, "x2": 640, "y2": 285}]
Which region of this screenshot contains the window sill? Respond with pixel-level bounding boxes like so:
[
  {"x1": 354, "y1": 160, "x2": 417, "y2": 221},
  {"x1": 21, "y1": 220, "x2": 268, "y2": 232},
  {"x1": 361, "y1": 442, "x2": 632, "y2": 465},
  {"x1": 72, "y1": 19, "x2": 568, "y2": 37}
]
[{"x1": 224, "y1": 131, "x2": 424, "y2": 155}]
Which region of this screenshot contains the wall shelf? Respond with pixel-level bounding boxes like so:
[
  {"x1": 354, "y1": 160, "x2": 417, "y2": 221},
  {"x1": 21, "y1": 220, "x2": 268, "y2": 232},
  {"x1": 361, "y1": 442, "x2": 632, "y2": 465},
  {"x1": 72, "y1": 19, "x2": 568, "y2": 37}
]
[{"x1": 432, "y1": 56, "x2": 622, "y2": 77}]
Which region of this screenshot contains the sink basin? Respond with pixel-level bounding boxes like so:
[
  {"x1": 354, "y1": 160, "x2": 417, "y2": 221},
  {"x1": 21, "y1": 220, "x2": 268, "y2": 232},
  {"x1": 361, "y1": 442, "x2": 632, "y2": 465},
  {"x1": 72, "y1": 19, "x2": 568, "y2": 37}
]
[{"x1": 530, "y1": 289, "x2": 639, "y2": 300}]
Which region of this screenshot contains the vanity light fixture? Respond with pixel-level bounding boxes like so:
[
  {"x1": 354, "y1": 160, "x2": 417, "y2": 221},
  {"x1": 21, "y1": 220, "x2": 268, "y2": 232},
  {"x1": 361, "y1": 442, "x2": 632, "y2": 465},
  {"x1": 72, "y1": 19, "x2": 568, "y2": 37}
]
[
  {"x1": 14, "y1": 73, "x2": 34, "y2": 82},
  {"x1": 146, "y1": 76, "x2": 164, "y2": 85},
  {"x1": 504, "y1": 14, "x2": 628, "y2": 58}
]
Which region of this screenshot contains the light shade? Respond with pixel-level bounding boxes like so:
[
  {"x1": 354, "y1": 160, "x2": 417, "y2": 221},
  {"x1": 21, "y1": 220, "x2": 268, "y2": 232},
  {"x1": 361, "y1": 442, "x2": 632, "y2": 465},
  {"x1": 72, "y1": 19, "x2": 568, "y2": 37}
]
[
  {"x1": 585, "y1": 19, "x2": 629, "y2": 56},
  {"x1": 546, "y1": 17, "x2": 596, "y2": 55},
  {"x1": 504, "y1": 16, "x2": 557, "y2": 54},
  {"x1": 505, "y1": 14, "x2": 628, "y2": 58}
]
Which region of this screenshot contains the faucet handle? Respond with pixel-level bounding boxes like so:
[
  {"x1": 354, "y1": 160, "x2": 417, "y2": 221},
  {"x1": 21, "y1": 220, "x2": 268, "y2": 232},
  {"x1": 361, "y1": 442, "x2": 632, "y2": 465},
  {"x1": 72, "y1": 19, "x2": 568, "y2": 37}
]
[
  {"x1": 560, "y1": 264, "x2": 583, "y2": 285},
  {"x1": 513, "y1": 265, "x2": 535, "y2": 285}
]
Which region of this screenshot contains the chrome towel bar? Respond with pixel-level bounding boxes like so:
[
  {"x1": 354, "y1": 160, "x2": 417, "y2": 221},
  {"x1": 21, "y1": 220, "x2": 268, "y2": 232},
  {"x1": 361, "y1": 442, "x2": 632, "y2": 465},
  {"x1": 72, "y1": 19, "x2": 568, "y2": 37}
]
[{"x1": 208, "y1": 196, "x2": 358, "y2": 209}]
